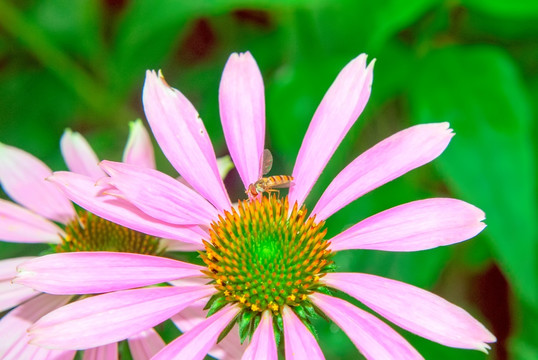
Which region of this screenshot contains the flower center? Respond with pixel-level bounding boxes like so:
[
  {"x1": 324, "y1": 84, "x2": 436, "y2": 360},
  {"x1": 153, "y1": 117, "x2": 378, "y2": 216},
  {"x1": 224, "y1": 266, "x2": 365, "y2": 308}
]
[
  {"x1": 57, "y1": 211, "x2": 162, "y2": 255},
  {"x1": 202, "y1": 195, "x2": 333, "y2": 340}
]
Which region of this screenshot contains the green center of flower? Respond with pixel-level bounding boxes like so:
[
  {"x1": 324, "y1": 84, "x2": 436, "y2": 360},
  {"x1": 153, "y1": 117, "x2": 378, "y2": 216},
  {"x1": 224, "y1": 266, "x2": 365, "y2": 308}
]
[
  {"x1": 202, "y1": 195, "x2": 333, "y2": 327},
  {"x1": 56, "y1": 211, "x2": 162, "y2": 255}
]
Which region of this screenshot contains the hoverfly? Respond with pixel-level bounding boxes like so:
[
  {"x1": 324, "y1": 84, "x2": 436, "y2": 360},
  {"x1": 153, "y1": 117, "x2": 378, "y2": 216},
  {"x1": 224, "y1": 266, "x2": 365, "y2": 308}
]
[{"x1": 246, "y1": 149, "x2": 293, "y2": 198}]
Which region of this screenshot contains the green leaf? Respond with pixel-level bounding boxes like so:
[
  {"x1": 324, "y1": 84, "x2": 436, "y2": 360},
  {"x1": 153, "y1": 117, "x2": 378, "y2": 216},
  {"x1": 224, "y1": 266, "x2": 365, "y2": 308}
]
[
  {"x1": 238, "y1": 309, "x2": 255, "y2": 343},
  {"x1": 462, "y1": 0, "x2": 538, "y2": 18},
  {"x1": 329, "y1": 174, "x2": 452, "y2": 289},
  {"x1": 408, "y1": 46, "x2": 537, "y2": 306},
  {"x1": 216, "y1": 312, "x2": 239, "y2": 343},
  {"x1": 111, "y1": 0, "x2": 332, "y2": 93},
  {"x1": 510, "y1": 300, "x2": 538, "y2": 359},
  {"x1": 28, "y1": 0, "x2": 103, "y2": 59},
  {"x1": 207, "y1": 295, "x2": 228, "y2": 316}
]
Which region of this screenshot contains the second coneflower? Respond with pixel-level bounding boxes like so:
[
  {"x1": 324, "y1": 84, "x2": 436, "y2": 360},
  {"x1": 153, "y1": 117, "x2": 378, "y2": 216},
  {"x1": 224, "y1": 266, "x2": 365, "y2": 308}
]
[{"x1": 16, "y1": 52, "x2": 495, "y2": 359}]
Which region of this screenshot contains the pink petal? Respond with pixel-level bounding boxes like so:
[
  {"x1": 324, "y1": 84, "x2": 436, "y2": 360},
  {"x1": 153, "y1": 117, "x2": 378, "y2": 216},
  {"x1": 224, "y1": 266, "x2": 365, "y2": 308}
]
[
  {"x1": 0, "y1": 199, "x2": 64, "y2": 243},
  {"x1": 289, "y1": 54, "x2": 374, "y2": 208},
  {"x1": 163, "y1": 238, "x2": 205, "y2": 252},
  {"x1": 153, "y1": 305, "x2": 240, "y2": 360},
  {"x1": 142, "y1": 70, "x2": 231, "y2": 211},
  {"x1": 101, "y1": 160, "x2": 217, "y2": 226},
  {"x1": 128, "y1": 328, "x2": 165, "y2": 360},
  {"x1": 4, "y1": 342, "x2": 75, "y2": 360},
  {"x1": 219, "y1": 52, "x2": 265, "y2": 189},
  {"x1": 313, "y1": 123, "x2": 454, "y2": 220},
  {"x1": 242, "y1": 310, "x2": 277, "y2": 360},
  {"x1": 0, "y1": 293, "x2": 71, "y2": 357},
  {"x1": 60, "y1": 129, "x2": 106, "y2": 181},
  {"x1": 282, "y1": 305, "x2": 325, "y2": 359},
  {"x1": 0, "y1": 143, "x2": 75, "y2": 223},
  {"x1": 82, "y1": 343, "x2": 117, "y2": 360},
  {"x1": 122, "y1": 119, "x2": 156, "y2": 169},
  {"x1": 0, "y1": 257, "x2": 39, "y2": 311},
  {"x1": 15, "y1": 252, "x2": 205, "y2": 294},
  {"x1": 48, "y1": 171, "x2": 207, "y2": 245},
  {"x1": 169, "y1": 277, "x2": 210, "y2": 288},
  {"x1": 30, "y1": 286, "x2": 215, "y2": 350},
  {"x1": 324, "y1": 273, "x2": 496, "y2": 351},
  {"x1": 330, "y1": 198, "x2": 486, "y2": 252},
  {"x1": 171, "y1": 300, "x2": 247, "y2": 360},
  {"x1": 0, "y1": 280, "x2": 39, "y2": 312},
  {"x1": 0, "y1": 256, "x2": 36, "y2": 280},
  {"x1": 311, "y1": 293, "x2": 423, "y2": 360}
]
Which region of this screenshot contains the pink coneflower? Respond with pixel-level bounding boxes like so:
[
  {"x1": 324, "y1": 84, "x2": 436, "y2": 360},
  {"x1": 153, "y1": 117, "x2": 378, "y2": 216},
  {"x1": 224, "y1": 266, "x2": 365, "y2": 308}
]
[
  {"x1": 17, "y1": 52, "x2": 495, "y2": 359},
  {"x1": 0, "y1": 121, "x2": 239, "y2": 359}
]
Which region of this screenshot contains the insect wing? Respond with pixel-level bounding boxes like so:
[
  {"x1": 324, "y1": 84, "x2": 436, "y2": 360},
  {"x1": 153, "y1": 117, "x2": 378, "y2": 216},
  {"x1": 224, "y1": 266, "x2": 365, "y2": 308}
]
[{"x1": 261, "y1": 149, "x2": 273, "y2": 175}]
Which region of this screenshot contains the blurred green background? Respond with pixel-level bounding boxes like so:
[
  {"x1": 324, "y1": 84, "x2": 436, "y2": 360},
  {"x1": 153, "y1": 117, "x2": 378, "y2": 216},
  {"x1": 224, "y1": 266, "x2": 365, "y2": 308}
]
[{"x1": 0, "y1": 0, "x2": 536, "y2": 359}]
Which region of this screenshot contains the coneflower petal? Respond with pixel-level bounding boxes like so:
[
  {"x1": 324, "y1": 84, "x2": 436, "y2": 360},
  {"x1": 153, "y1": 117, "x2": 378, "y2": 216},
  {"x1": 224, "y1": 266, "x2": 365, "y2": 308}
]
[
  {"x1": 282, "y1": 305, "x2": 325, "y2": 359},
  {"x1": 220, "y1": 51, "x2": 266, "y2": 189},
  {"x1": 153, "y1": 305, "x2": 240, "y2": 360},
  {"x1": 289, "y1": 54, "x2": 373, "y2": 209},
  {"x1": 242, "y1": 310, "x2": 277, "y2": 360},
  {"x1": 312, "y1": 292, "x2": 423, "y2": 359},
  {"x1": 60, "y1": 129, "x2": 106, "y2": 181},
  {"x1": 330, "y1": 198, "x2": 486, "y2": 252},
  {"x1": 313, "y1": 123, "x2": 454, "y2": 220},
  {"x1": 101, "y1": 160, "x2": 217, "y2": 226},
  {"x1": 324, "y1": 273, "x2": 496, "y2": 351},
  {"x1": 48, "y1": 171, "x2": 207, "y2": 245},
  {"x1": 143, "y1": 70, "x2": 231, "y2": 211},
  {"x1": 29, "y1": 286, "x2": 214, "y2": 350},
  {"x1": 15, "y1": 252, "x2": 205, "y2": 294},
  {"x1": 0, "y1": 143, "x2": 75, "y2": 224},
  {"x1": 122, "y1": 119, "x2": 156, "y2": 170},
  {"x1": 0, "y1": 199, "x2": 64, "y2": 243}
]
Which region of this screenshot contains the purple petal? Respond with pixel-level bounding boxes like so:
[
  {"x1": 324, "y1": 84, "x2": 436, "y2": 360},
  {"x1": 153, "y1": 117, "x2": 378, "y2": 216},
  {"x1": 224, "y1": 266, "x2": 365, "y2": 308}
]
[
  {"x1": 171, "y1": 300, "x2": 247, "y2": 360},
  {"x1": 15, "y1": 252, "x2": 205, "y2": 294},
  {"x1": 30, "y1": 286, "x2": 215, "y2": 349},
  {"x1": 153, "y1": 305, "x2": 240, "y2": 360},
  {"x1": 101, "y1": 160, "x2": 217, "y2": 226},
  {"x1": 219, "y1": 52, "x2": 265, "y2": 189},
  {"x1": 128, "y1": 328, "x2": 165, "y2": 360},
  {"x1": 122, "y1": 119, "x2": 156, "y2": 169},
  {"x1": 0, "y1": 199, "x2": 64, "y2": 243},
  {"x1": 282, "y1": 305, "x2": 325, "y2": 359},
  {"x1": 142, "y1": 70, "x2": 231, "y2": 211},
  {"x1": 48, "y1": 171, "x2": 207, "y2": 245},
  {"x1": 0, "y1": 293, "x2": 71, "y2": 358},
  {"x1": 60, "y1": 129, "x2": 106, "y2": 181},
  {"x1": 242, "y1": 310, "x2": 277, "y2": 360},
  {"x1": 324, "y1": 273, "x2": 496, "y2": 351},
  {"x1": 0, "y1": 143, "x2": 75, "y2": 224},
  {"x1": 330, "y1": 198, "x2": 486, "y2": 252},
  {"x1": 82, "y1": 343, "x2": 117, "y2": 360},
  {"x1": 289, "y1": 54, "x2": 374, "y2": 208},
  {"x1": 313, "y1": 123, "x2": 454, "y2": 220},
  {"x1": 311, "y1": 293, "x2": 423, "y2": 359}
]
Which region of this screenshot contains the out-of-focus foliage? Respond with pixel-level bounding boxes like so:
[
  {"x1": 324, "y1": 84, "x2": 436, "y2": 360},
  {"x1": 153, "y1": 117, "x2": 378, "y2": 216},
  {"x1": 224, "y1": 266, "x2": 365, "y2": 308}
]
[{"x1": 0, "y1": 0, "x2": 536, "y2": 358}]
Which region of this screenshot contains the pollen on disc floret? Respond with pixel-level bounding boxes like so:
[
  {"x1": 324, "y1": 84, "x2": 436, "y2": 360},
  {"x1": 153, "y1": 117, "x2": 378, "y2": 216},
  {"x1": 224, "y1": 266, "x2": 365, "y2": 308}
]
[
  {"x1": 57, "y1": 211, "x2": 162, "y2": 254},
  {"x1": 201, "y1": 195, "x2": 334, "y2": 334}
]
